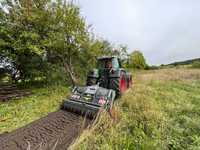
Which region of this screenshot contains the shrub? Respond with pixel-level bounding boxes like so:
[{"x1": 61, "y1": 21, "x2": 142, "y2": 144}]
[
  {"x1": 191, "y1": 61, "x2": 200, "y2": 69},
  {"x1": 128, "y1": 51, "x2": 148, "y2": 70}
]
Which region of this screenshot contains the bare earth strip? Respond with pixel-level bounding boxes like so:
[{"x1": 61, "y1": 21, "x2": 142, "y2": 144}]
[{"x1": 0, "y1": 110, "x2": 91, "y2": 150}]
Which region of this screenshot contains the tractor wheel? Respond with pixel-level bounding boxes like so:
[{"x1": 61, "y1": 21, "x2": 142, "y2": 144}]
[{"x1": 111, "y1": 73, "x2": 127, "y2": 96}]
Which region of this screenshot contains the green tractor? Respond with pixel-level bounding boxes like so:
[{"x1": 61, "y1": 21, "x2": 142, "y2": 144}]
[
  {"x1": 62, "y1": 56, "x2": 132, "y2": 119},
  {"x1": 86, "y1": 56, "x2": 132, "y2": 96}
]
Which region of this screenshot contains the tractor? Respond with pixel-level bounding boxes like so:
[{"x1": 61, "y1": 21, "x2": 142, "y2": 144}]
[
  {"x1": 86, "y1": 56, "x2": 132, "y2": 96},
  {"x1": 62, "y1": 56, "x2": 132, "y2": 118}
]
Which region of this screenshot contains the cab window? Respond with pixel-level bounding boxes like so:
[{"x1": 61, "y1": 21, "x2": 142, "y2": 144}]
[{"x1": 112, "y1": 58, "x2": 120, "y2": 69}]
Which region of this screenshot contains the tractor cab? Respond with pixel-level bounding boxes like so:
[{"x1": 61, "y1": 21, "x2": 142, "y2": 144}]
[
  {"x1": 97, "y1": 56, "x2": 121, "y2": 70},
  {"x1": 87, "y1": 56, "x2": 132, "y2": 96},
  {"x1": 87, "y1": 57, "x2": 122, "y2": 87}
]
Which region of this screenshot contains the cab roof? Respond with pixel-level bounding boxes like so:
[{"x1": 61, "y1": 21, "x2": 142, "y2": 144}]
[{"x1": 97, "y1": 56, "x2": 119, "y2": 60}]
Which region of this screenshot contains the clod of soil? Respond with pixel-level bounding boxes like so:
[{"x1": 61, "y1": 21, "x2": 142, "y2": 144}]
[{"x1": 0, "y1": 110, "x2": 91, "y2": 150}]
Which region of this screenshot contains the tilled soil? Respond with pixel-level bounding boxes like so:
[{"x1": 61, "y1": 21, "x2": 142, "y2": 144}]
[
  {"x1": 0, "y1": 110, "x2": 92, "y2": 150},
  {"x1": 0, "y1": 84, "x2": 31, "y2": 101}
]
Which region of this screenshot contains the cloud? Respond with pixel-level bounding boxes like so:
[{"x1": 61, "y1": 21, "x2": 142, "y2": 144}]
[{"x1": 77, "y1": 0, "x2": 200, "y2": 65}]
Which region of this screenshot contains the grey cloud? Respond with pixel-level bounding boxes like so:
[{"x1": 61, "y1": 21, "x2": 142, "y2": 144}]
[{"x1": 76, "y1": 0, "x2": 200, "y2": 65}]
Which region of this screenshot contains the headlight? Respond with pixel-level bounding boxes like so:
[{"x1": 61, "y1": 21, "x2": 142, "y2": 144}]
[{"x1": 71, "y1": 95, "x2": 80, "y2": 99}]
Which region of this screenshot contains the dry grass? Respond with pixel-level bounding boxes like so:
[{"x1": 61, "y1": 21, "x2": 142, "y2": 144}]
[
  {"x1": 137, "y1": 68, "x2": 200, "y2": 82},
  {"x1": 71, "y1": 68, "x2": 200, "y2": 150}
]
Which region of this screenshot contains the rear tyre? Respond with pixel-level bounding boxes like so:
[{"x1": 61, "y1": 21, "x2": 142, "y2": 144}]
[{"x1": 110, "y1": 74, "x2": 127, "y2": 96}]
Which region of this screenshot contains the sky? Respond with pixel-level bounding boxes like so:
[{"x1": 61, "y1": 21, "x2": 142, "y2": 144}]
[{"x1": 76, "y1": 0, "x2": 200, "y2": 65}]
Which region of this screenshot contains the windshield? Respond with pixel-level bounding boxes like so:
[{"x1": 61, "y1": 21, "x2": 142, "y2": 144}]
[
  {"x1": 112, "y1": 58, "x2": 120, "y2": 69},
  {"x1": 97, "y1": 58, "x2": 120, "y2": 69},
  {"x1": 97, "y1": 58, "x2": 112, "y2": 69}
]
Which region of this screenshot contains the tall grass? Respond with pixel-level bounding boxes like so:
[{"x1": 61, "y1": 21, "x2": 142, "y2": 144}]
[{"x1": 71, "y1": 69, "x2": 200, "y2": 150}]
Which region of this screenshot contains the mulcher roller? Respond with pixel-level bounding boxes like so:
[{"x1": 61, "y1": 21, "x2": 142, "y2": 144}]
[{"x1": 62, "y1": 100, "x2": 100, "y2": 119}]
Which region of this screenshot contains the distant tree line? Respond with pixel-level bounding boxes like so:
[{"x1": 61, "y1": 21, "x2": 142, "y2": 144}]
[
  {"x1": 0, "y1": 0, "x2": 148, "y2": 85},
  {"x1": 160, "y1": 58, "x2": 200, "y2": 69}
]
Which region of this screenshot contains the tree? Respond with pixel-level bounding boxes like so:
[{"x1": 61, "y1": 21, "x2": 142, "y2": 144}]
[
  {"x1": 128, "y1": 50, "x2": 147, "y2": 69},
  {"x1": 43, "y1": 2, "x2": 91, "y2": 86},
  {"x1": 0, "y1": 0, "x2": 52, "y2": 81},
  {"x1": 0, "y1": 0, "x2": 126, "y2": 85},
  {"x1": 112, "y1": 45, "x2": 128, "y2": 67},
  {"x1": 0, "y1": 0, "x2": 90, "y2": 85}
]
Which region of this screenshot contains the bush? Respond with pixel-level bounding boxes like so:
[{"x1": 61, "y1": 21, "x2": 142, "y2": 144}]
[
  {"x1": 191, "y1": 61, "x2": 200, "y2": 69},
  {"x1": 128, "y1": 51, "x2": 148, "y2": 70}
]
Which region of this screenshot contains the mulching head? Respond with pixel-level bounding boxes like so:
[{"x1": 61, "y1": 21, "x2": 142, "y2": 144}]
[{"x1": 62, "y1": 100, "x2": 100, "y2": 119}]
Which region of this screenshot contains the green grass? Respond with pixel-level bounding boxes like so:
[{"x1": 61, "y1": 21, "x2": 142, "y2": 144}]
[
  {"x1": 1, "y1": 69, "x2": 200, "y2": 149},
  {"x1": 71, "y1": 69, "x2": 200, "y2": 150},
  {"x1": 0, "y1": 85, "x2": 69, "y2": 133}
]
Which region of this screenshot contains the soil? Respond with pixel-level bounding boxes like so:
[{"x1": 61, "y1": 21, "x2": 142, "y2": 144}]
[
  {"x1": 0, "y1": 84, "x2": 31, "y2": 101},
  {"x1": 0, "y1": 110, "x2": 92, "y2": 150}
]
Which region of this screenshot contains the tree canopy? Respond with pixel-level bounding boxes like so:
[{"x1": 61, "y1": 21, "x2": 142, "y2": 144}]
[
  {"x1": 128, "y1": 50, "x2": 148, "y2": 69},
  {"x1": 0, "y1": 0, "x2": 118, "y2": 84}
]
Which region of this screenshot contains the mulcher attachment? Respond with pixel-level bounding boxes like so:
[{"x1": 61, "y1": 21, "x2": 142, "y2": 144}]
[
  {"x1": 62, "y1": 100, "x2": 100, "y2": 119},
  {"x1": 61, "y1": 85, "x2": 116, "y2": 119}
]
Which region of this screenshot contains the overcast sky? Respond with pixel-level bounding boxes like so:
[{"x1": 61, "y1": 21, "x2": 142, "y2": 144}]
[{"x1": 76, "y1": 0, "x2": 200, "y2": 65}]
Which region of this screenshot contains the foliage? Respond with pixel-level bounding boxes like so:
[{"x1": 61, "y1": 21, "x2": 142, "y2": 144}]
[
  {"x1": 0, "y1": 0, "x2": 52, "y2": 82},
  {"x1": 128, "y1": 50, "x2": 148, "y2": 69},
  {"x1": 168, "y1": 58, "x2": 200, "y2": 67},
  {"x1": 0, "y1": 0, "x2": 118, "y2": 85},
  {"x1": 191, "y1": 61, "x2": 200, "y2": 69},
  {"x1": 76, "y1": 39, "x2": 115, "y2": 81},
  {"x1": 146, "y1": 65, "x2": 159, "y2": 70},
  {"x1": 112, "y1": 45, "x2": 128, "y2": 59},
  {"x1": 43, "y1": 2, "x2": 90, "y2": 85},
  {"x1": 161, "y1": 58, "x2": 200, "y2": 69}
]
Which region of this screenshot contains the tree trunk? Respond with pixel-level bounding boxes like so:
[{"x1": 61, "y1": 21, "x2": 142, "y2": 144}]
[{"x1": 63, "y1": 62, "x2": 77, "y2": 87}]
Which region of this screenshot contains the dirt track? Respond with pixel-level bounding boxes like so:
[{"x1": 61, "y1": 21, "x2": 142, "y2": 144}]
[{"x1": 0, "y1": 110, "x2": 91, "y2": 150}]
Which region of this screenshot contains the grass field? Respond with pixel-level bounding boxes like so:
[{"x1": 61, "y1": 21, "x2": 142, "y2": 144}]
[
  {"x1": 0, "y1": 68, "x2": 200, "y2": 150},
  {"x1": 0, "y1": 85, "x2": 69, "y2": 133},
  {"x1": 71, "y1": 68, "x2": 200, "y2": 150}
]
